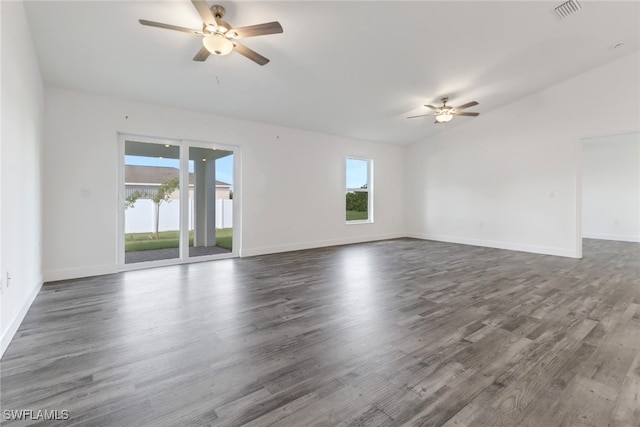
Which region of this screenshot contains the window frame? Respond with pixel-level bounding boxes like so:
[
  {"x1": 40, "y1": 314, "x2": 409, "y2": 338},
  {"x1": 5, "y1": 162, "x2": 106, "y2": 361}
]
[{"x1": 345, "y1": 157, "x2": 374, "y2": 224}]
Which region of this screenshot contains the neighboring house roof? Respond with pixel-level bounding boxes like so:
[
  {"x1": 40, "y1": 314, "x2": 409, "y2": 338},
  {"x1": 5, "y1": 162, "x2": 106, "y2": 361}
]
[
  {"x1": 125, "y1": 165, "x2": 230, "y2": 187},
  {"x1": 125, "y1": 165, "x2": 178, "y2": 184}
]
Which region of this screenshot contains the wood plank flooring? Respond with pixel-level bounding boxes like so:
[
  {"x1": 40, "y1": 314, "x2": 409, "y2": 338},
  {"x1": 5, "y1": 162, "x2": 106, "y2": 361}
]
[{"x1": 1, "y1": 238, "x2": 639, "y2": 426}]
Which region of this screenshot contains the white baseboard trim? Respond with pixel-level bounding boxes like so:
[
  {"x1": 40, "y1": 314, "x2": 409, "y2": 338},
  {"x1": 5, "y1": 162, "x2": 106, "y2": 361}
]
[
  {"x1": 582, "y1": 232, "x2": 640, "y2": 243},
  {"x1": 407, "y1": 233, "x2": 579, "y2": 258},
  {"x1": 240, "y1": 233, "x2": 407, "y2": 257},
  {"x1": 44, "y1": 265, "x2": 117, "y2": 283},
  {"x1": 1, "y1": 276, "x2": 43, "y2": 358}
]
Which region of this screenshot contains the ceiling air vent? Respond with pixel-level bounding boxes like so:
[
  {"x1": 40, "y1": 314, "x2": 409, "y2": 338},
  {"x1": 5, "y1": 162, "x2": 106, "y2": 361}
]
[{"x1": 555, "y1": 0, "x2": 582, "y2": 19}]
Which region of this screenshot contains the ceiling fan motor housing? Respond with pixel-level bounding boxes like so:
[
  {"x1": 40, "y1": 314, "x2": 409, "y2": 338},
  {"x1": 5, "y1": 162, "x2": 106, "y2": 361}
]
[{"x1": 211, "y1": 5, "x2": 226, "y2": 19}]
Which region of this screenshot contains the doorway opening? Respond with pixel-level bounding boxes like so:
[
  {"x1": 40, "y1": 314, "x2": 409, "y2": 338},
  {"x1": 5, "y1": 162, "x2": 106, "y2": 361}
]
[{"x1": 578, "y1": 131, "x2": 640, "y2": 257}]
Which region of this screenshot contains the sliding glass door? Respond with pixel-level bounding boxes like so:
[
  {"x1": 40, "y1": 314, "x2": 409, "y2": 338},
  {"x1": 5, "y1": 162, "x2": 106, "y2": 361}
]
[
  {"x1": 119, "y1": 135, "x2": 238, "y2": 268},
  {"x1": 187, "y1": 146, "x2": 235, "y2": 259},
  {"x1": 123, "y1": 140, "x2": 182, "y2": 264}
]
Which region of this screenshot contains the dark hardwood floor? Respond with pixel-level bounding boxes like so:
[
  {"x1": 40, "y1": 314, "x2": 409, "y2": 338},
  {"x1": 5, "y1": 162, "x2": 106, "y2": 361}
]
[{"x1": 1, "y1": 238, "x2": 639, "y2": 426}]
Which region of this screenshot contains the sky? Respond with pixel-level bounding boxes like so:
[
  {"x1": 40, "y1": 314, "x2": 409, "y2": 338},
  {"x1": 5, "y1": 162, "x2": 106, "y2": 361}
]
[{"x1": 346, "y1": 158, "x2": 369, "y2": 189}]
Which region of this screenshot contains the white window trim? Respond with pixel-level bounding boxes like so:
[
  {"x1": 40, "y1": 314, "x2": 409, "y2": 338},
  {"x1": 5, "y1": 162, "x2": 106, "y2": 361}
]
[{"x1": 345, "y1": 157, "x2": 374, "y2": 224}]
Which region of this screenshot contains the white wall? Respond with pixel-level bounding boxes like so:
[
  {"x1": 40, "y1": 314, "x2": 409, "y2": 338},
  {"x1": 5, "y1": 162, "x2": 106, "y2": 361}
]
[
  {"x1": 42, "y1": 88, "x2": 406, "y2": 281},
  {"x1": 406, "y1": 52, "x2": 640, "y2": 258},
  {"x1": 582, "y1": 132, "x2": 640, "y2": 242},
  {"x1": 1, "y1": 1, "x2": 44, "y2": 356}
]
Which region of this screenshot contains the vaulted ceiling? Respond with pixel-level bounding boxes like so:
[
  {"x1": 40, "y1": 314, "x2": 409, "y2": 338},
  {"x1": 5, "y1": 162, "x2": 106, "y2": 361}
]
[{"x1": 23, "y1": 1, "x2": 640, "y2": 145}]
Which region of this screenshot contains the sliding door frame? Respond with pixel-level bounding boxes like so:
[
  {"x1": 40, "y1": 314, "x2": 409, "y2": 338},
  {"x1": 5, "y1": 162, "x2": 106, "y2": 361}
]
[{"x1": 117, "y1": 133, "x2": 241, "y2": 271}]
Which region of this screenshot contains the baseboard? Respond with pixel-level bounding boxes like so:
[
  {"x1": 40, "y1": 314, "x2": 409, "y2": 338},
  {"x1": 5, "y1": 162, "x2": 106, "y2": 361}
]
[
  {"x1": 44, "y1": 264, "x2": 117, "y2": 283},
  {"x1": 582, "y1": 232, "x2": 640, "y2": 243},
  {"x1": 240, "y1": 233, "x2": 407, "y2": 257},
  {"x1": 408, "y1": 232, "x2": 579, "y2": 258},
  {"x1": 1, "y1": 276, "x2": 43, "y2": 358}
]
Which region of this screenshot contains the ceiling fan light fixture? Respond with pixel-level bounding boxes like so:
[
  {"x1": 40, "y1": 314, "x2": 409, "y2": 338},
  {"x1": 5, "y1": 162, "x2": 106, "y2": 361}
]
[
  {"x1": 435, "y1": 113, "x2": 454, "y2": 123},
  {"x1": 139, "y1": 2, "x2": 282, "y2": 65},
  {"x1": 435, "y1": 106, "x2": 454, "y2": 123},
  {"x1": 216, "y1": 20, "x2": 230, "y2": 33},
  {"x1": 203, "y1": 34, "x2": 234, "y2": 55}
]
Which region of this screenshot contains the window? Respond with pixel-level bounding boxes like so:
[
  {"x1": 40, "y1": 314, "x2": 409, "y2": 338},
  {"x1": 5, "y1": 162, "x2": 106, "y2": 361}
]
[{"x1": 346, "y1": 157, "x2": 373, "y2": 223}]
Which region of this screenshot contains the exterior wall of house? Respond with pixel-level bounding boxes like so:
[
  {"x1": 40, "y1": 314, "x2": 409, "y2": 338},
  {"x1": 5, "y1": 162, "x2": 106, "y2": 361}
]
[
  {"x1": 406, "y1": 52, "x2": 640, "y2": 258},
  {"x1": 216, "y1": 187, "x2": 231, "y2": 200},
  {"x1": 41, "y1": 88, "x2": 406, "y2": 281},
  {"x1": 1, "y1": 0, "x2": 44, "y2": 356}
]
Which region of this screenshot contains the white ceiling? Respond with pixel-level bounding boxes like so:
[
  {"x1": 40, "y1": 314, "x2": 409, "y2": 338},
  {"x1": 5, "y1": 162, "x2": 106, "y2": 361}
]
[{"x1": 23, "y1": 1, "x2": 640, "y2": 145}]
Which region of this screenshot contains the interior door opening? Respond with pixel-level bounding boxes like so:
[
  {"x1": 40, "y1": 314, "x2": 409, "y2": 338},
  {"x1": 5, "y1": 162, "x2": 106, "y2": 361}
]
[{"x1": 579, "y1": 131, "x2": 640, "y2": 258}]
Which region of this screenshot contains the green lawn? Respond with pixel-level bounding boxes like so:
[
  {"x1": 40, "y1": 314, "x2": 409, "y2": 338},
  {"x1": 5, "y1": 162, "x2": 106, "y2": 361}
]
[
  {"x1": 125, "y1": 228, "x2": 232, "y2": 252},
  {"x1": 346, "y1": 210, "x2": 368, "y2": 221}
]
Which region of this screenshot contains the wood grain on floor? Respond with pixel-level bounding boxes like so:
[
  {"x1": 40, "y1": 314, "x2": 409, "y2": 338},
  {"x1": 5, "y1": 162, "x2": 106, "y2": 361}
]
[{"x1": 1, "y1": 238, "x2": 639, "y2": 426}]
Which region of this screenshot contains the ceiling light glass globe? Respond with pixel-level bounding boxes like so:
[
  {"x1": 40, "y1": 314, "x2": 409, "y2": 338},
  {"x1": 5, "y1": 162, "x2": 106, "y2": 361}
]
[
  {"x1": 203, "y1": 34, "x2": 233, "y2": 56},
  {"x1": 435, "y1": 113, "x2": 453, "y2": 123}
]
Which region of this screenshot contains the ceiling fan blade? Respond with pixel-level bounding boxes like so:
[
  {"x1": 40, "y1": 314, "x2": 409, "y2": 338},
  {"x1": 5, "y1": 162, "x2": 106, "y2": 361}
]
[
  {"x1": 424, "y1": 105, "x2": 439, "y2": 110},
  {"x1": 454, "y1": 101, "x2": 479, "y2": 110},
  {"x1": 139, "y1": 19, "x2": 201, "y2": 35},
  {"x1": 231, "y1": 22, "x2": 283, "y2": 38},
  {"x1": 191, "y1": 0, "x2": 216, "y2": 25},
  {"x1": 456, "y1": 112, "x2": 480, "y2": 116},
  {"x1": 232, "y1": 42, "x2": 269, "y2": 65},
  {"x1": 191, "y1": 0, "x2": 218, "y2": 27},
  {"x1": 407, "y1": 114, "x2": 434, "y2": 119},
  {"x1": 193, "y1": 46, "x2": 210, "y2": 62}
]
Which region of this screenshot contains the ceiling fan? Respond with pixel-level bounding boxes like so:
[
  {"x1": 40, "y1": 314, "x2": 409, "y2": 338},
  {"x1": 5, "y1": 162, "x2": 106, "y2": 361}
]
[
  {"x1": 408, "y1": 97, "x2": 480, "y2": 123},
  {"x1": 139, "y1": 0, "x2": 283, "y2": 65}
]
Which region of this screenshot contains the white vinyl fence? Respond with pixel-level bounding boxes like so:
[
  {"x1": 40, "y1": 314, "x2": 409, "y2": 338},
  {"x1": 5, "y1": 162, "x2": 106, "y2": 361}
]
[{"x1": 125, "y1": 199, "x2": 233, "y2": 234}]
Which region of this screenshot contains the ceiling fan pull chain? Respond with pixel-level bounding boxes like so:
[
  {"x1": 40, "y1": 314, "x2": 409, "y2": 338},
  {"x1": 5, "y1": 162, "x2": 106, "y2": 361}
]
[{"x1": 214, "y1": 56, "x2": 221, "y2": 85}]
